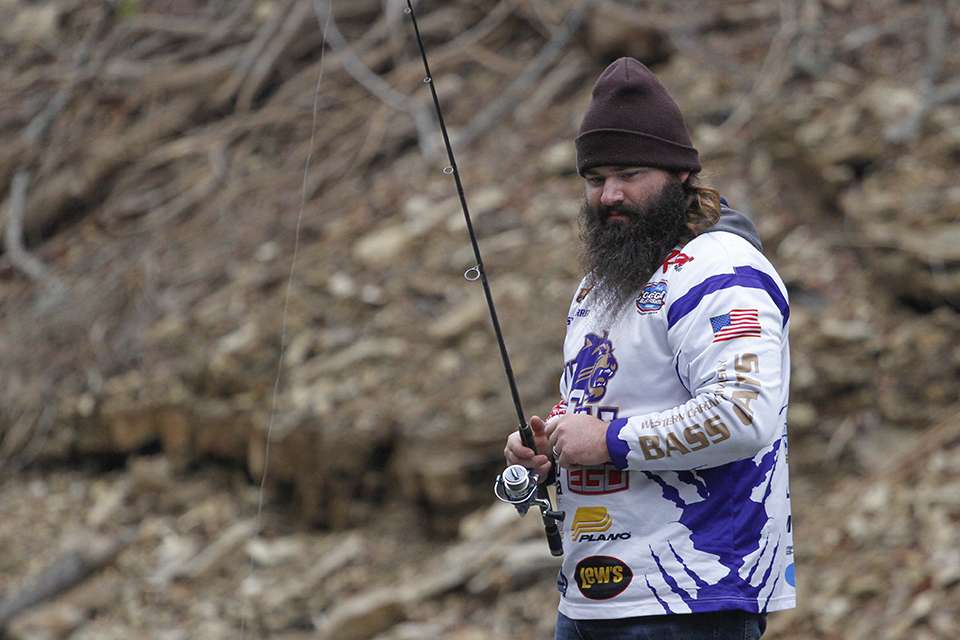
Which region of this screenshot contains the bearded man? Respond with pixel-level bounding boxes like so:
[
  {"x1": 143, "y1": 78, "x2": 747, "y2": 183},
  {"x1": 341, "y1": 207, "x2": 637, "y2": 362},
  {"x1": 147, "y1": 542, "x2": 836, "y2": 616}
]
[{"x1": 504, "y1": 57, "x2": 796, "y2": 639}]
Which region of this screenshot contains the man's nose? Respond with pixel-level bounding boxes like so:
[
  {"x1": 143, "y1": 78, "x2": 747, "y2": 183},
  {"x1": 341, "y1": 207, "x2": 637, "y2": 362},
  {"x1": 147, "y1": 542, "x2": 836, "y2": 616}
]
[{"x1": 600, "y1": 179, "x2": 624, "y2": 206}]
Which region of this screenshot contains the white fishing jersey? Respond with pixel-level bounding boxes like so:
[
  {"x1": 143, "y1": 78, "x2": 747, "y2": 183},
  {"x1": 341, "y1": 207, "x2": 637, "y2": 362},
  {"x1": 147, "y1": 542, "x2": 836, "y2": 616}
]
[{"x1": 554, "y1": 227, "x2": 796, "y2": 619}]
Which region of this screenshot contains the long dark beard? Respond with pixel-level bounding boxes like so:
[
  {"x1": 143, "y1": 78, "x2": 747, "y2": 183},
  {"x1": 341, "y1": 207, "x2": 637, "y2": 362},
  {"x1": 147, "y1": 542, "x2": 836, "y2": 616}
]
[{"x1": 578, "y1": 178, "x2": 690, "y2": 324}]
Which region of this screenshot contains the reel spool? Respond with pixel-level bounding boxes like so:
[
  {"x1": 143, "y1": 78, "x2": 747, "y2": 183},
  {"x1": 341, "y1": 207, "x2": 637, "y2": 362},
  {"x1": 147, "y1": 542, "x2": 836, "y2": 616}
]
[{"x1": 494, "y1": 464, "x2": 565, "y2": 524}]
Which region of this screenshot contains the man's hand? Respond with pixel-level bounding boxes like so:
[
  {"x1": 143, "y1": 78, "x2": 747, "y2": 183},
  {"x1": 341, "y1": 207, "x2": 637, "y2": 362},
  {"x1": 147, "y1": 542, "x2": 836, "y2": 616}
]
[
  {"x1": 546, "y1": 413, "x2": 612, "y2": 468},
  {"x1": 503, "y1": 415, "x2": 552, "y2": 483}
]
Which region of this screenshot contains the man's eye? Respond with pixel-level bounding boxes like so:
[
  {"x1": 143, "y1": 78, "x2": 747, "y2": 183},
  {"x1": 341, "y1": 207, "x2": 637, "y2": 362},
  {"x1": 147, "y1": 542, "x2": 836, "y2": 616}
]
[{"x1": 587, "y1": 177, "x2": 604, "y2": 186}]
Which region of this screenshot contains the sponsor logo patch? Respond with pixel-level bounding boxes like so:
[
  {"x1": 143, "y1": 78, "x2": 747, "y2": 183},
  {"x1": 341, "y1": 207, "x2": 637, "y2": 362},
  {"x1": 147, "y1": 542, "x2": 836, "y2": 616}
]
[
  {"x1": 568, "y1": 465, "x2": 629, "y2": 494},
  {"x1": 576, "y1": 285, "x2": 593, "y2": 303},
  {"x1": 710, "y1": 308, "x2": 761, "y2": 342},
  {"x1": 572, "y1": 506, "x2": 632, "y2": 542},
  {"x1": 571, "y1": 507, "x2": 612, "y2": 540},
  {"x1": 661, "y1": 249, "x2": 694, "y2": 273},
  {"x1": 575, "y1": 555, "x2": 633, "y2": 600},
  {"x1": 636, "y1": 280, "x2": 668, "y2": 314},
  {"x1": 635, "y1": 415, "x2": 731, "y2": 460}
]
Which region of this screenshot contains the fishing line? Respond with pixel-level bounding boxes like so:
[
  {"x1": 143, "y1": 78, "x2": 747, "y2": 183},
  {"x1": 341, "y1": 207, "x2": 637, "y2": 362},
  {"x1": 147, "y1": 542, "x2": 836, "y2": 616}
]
[{"x1": 239, "y1": 3, "x2": 332, "y2": 636}]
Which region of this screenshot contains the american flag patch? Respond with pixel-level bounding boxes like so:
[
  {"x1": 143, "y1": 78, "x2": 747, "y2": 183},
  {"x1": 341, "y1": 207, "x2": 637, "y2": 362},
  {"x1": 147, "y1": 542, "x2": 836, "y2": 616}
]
[{"x1": 710, "y1": 309, "x2": 761, "y2": 342}]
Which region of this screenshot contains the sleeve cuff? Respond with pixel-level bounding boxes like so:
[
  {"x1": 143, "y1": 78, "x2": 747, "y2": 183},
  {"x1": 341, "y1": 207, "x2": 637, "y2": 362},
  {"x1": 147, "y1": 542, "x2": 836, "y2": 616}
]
[{"x1": 606, "y1": 418, "x2": 630, "y2": 470}]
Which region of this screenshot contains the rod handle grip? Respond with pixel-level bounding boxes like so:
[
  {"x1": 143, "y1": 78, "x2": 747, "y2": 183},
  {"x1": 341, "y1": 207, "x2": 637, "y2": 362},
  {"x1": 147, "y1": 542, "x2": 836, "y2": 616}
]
[
  {"x1": 537, "y1": 485, "x2": 563, "y2": 556},
  {"x1": 545, "y1": 522, "x2": 564, "y2": 556}
]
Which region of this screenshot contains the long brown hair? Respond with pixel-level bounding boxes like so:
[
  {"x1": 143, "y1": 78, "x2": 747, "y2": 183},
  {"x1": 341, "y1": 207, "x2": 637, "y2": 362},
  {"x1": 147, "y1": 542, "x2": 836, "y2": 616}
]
[{"x1": 684, "y1": 174, "x2": 722, "y2": 237}]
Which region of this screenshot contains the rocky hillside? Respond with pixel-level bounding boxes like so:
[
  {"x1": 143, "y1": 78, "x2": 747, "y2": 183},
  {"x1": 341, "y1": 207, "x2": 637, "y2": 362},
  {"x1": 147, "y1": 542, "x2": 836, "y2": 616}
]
[{"x1": 0, "y1": 0, "x2": 958, "y2": 638}]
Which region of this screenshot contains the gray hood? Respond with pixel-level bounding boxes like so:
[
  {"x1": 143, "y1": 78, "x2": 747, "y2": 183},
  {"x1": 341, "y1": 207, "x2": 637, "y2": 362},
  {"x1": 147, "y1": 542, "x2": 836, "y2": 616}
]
[{"x1": 701, "y1": 198, "x2": 762, "y2": 252}]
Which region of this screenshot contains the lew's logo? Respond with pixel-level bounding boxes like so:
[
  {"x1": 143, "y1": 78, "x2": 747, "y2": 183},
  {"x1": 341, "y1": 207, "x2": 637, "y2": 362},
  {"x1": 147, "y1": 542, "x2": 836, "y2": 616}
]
[
  {"x1": 568, "y1": 465, "x2": 629, "y2": 494},
  {"x1": 572, "y1": 507, "x2": 632, "y2": 542},
  {"x1": 575, "y1": 555, "x2": 633, "y2": 600}
]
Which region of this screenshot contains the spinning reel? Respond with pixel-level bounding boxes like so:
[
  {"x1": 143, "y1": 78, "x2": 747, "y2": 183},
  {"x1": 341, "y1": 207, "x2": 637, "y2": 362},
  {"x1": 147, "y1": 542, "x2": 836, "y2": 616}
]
[{"x1": 494, "y1": 464, "x2": 565, "y2": 525}]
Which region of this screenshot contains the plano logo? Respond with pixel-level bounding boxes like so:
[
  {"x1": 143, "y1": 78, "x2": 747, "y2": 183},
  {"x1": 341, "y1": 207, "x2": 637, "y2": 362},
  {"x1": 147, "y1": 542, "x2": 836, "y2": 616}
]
[
  {"x1": 571, "y1": 507, "x2": 611, "y2": 540},
  {"x1": 568, "y1": 465, "x2": 629, "y2": 494},
  {"x1": 571, "y1": 507, "x2": 632, "y2": 542},
  {"x1": 636, "y1": 280, "x2": 667, "y2": 314},
  {"x1": 575, "y1": 555, "x2": 633, "y2": 600}
]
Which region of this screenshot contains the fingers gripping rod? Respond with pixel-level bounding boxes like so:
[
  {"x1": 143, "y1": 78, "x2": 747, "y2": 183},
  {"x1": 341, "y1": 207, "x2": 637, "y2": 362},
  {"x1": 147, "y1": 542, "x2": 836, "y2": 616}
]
[{"x1": 403, "y1": 1, "x2": 562, "y2": 556}]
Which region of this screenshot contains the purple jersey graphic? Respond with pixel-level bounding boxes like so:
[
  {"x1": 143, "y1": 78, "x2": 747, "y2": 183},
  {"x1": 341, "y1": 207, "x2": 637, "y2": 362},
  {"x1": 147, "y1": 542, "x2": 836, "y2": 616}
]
[
  {"x1": 643, "y1": 439, "x2": 785, "y2": 613},
  {"x1": 565, "y1": 332, "x2": 619, "y2": 409}
]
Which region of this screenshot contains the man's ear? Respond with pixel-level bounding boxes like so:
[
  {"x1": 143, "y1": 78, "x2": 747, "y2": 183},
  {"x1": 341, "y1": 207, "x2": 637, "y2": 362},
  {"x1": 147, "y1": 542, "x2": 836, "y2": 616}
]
[{"x1": 678, "y1": 171, "x2": 691, "y2": 183}]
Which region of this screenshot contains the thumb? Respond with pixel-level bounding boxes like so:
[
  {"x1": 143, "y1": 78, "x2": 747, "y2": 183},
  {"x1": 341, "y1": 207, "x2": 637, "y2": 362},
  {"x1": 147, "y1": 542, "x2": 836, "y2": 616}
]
[{"x1": 529, "y1": 415, "x2": 546, "y2": 435}]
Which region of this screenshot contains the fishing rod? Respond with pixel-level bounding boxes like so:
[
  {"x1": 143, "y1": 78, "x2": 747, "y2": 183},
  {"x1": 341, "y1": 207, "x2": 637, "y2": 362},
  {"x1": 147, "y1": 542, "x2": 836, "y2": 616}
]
[{"x1": 403, "y1": 0, "x2": 563, "y2": 557}]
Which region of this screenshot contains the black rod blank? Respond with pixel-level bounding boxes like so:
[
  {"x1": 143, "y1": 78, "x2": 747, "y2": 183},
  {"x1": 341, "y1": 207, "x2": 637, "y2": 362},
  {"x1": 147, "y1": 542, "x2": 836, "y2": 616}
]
[{"x1": 403, "y1": 0, "x2": 562, "y2": 556}]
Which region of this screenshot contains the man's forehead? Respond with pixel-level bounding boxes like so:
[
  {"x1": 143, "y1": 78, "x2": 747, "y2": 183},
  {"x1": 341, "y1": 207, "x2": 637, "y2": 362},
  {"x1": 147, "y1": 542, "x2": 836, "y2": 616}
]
[{"x1": 584, "y1": 165, "x2": 650, "y2": 177}]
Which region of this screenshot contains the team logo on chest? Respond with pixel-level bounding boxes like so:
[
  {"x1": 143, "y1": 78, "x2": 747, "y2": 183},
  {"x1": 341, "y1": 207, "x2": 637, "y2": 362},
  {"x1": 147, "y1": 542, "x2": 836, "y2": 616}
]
[{"x1": 566, "y1": 332, "x2": 618, "y2": 406}]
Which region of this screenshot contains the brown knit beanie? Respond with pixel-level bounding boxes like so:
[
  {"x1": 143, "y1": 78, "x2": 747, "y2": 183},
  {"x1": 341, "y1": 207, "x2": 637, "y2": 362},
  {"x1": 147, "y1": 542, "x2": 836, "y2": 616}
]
[{"x1": 576, "y1": 57, "x2": 700, "y2": 176}]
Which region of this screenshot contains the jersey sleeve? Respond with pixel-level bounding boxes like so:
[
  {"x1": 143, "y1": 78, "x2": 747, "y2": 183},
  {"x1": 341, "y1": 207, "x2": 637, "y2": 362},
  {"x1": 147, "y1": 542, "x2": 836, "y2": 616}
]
[
  {"x1": 547, "y1": 399, "x2": 568, "y2": 420},
  {"x1": 605, "y1": 238, "x2": 790, "y2": 471}
]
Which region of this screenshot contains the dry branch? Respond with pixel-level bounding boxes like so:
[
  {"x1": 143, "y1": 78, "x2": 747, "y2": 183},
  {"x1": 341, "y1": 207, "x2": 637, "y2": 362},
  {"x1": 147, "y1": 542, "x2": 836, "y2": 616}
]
[
  {"x1": 236, "y1": 0, "x2": 316, "y2": 111},
  {"x1": 2, "y1": 3, "x2": 116, "y2": 279},
  {"x1": 461, "y1": 43, "x2": 525, "y2": 75},
  {"x1": 515, "y1": 50, "x2": 590, "y2": 124},
  {"x1": 311, "y1": 0, "x2": 443, "y2": 158},
  {"x1": 22, "y1": 97, "x2": 200, "y2": 244},
  {"x1": 0, "y1": 405, "x2": 56, "y2": 476},
  {"x1": 123, "y1": 13, "x2": 213, "y2": 38},
  {"x1": 455, "y1": 0, "x2": 593, "y2": 149},
  {"x1": 0, "y1": 530, "x2": 137, "y2": 630},
  {"x1": 259, "y1": 534, "x2": 364, "y2": 609},
  {"x1": 715, "y1": 0, "x2": 800, "y2": 138},
  {"x1": 3, "y1": 172, "x2": 59, "y2": 288},
  {"x1": 214, "y1": 0, "x2": 301, "y2": 108},
  {"x1": 311, "y1": 0, "x2": 413, "y2": 113},
  {"x1": 150, "y1": 520, "x2": 258, "y2": 585},
  {"x1": 886, "y1": 3, "x2": 955, "y2": 142}
]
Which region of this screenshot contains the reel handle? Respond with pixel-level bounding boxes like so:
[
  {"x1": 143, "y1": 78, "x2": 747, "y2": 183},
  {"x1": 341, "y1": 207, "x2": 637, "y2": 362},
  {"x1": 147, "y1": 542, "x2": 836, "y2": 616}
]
[{"x1": 544, "y1": 517, "x2": 563, "y2": 556}]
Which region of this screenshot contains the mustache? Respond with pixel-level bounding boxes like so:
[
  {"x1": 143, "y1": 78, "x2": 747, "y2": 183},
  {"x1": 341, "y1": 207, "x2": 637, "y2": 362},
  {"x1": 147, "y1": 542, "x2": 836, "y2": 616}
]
[{"x1": 594, "y1": 202, "x2": 644, "y2": 220}]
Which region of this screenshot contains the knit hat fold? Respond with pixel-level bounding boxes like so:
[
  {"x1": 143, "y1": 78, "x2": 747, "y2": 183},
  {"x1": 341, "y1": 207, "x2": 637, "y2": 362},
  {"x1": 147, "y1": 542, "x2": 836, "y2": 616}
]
[{"x1": 576, "y1": 57, "x2": 700, "y2": 175}]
